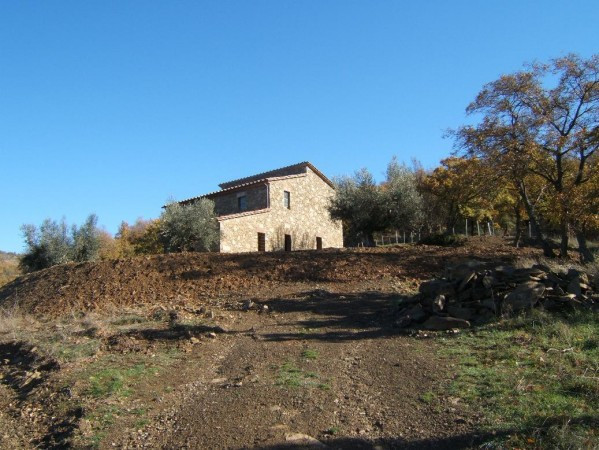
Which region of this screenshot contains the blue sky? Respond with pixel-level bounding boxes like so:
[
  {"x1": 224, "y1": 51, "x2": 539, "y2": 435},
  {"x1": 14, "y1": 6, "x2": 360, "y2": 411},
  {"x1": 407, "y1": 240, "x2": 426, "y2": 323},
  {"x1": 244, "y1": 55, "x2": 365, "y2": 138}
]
[{"x1": 1, "y1": 1, "x2": 597, "y2": 252}]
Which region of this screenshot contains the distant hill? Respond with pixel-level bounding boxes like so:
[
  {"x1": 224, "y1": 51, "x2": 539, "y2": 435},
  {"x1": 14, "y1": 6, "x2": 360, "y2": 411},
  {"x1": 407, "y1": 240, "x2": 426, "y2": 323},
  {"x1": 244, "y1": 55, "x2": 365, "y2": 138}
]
[{"x1": 0, "y1": 251, "x2": 20, "y2": 287}]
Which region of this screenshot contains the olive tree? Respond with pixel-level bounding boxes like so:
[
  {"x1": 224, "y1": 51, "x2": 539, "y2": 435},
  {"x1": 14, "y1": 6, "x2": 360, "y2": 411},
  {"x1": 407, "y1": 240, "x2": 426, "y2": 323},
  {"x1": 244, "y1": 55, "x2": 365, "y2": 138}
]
[
  {"x1": 160, "y1": 199, "x2": 219, "y2": 252},
  {"x1": 385, "y1": 157, "x2": 424, "y2": 233},
  {"x1": 19, "y1": 213, "x2": 102, "y2": 272},
  {"x1": 328, "y1": 168, "x2": 390, "y2": 246}
]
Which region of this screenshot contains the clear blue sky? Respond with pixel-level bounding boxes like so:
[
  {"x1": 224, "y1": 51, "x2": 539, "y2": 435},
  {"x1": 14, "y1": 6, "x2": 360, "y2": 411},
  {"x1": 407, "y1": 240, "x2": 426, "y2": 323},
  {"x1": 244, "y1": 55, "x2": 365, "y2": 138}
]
[{"x1": 1, "y1": 1, "x2": 597, "y2": 253}]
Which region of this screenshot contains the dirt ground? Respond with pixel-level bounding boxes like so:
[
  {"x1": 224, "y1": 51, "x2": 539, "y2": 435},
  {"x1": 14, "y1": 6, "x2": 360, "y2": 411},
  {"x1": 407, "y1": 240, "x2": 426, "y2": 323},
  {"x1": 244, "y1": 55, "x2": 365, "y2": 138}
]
[{"x1": 0, "y1": 238, "x2": 541, "y2": 449}]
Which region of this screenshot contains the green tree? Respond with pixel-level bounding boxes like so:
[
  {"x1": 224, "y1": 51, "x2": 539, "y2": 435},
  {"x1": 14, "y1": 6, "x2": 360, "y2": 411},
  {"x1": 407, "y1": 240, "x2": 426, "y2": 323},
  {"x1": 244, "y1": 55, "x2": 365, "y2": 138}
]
[
  {"x1": 20, "y1": 218, "x2": 71, "y2": 272},
  {"x1": 384, "y1": 157, "x2": 424, "y2": 233},
  {"x1": 328, "y1": 168, "x2": 390, "y2": 246},
  {"x1": 19, "y1": 214, "x2": 103, "y2": 272},
  {"x1": 71, "y1": 214, "x2": 101, "y2": 262},
  {"x1": 160, "y1": 199, "x2": 219, "y2": 252}
]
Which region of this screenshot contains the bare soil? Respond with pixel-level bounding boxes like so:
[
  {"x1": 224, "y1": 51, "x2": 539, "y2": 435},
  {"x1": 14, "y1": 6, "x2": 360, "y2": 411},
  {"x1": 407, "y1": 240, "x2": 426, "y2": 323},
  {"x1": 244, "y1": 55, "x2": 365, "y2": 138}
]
[{"x1": 0, "y1": 238, "x2": 541, "y2": 449}]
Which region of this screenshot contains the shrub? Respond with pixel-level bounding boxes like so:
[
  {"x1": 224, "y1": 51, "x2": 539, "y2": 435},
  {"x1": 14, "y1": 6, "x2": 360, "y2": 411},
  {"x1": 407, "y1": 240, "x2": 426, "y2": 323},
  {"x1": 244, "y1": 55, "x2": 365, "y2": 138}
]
[{"x1": 418, "y1": 233, "x2": 466, "y2": 247}]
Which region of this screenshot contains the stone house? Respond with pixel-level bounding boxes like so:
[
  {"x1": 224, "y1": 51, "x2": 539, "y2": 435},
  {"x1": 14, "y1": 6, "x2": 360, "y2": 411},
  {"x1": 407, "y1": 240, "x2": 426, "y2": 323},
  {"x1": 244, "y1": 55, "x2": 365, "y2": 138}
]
[{"x1": 179, "y1": 162, "x2": 343, "y2": 253}]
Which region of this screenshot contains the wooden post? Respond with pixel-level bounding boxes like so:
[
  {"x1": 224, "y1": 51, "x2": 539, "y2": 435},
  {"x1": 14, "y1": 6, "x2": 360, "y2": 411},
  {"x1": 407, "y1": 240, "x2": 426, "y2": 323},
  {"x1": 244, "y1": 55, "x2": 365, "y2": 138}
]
[
  {"x1": 477, "y1": 221, "x2": 481, "y2": 236},
  {"x1": 465, "y1": 219, "x2": 468, "y2": 237},
  {"x1": 395, "y1": 230, "x2": 398, "y2": 244},
  {"x1": 488, "y1": 222, "x2": 492, "y2": 236},
  {"x1": 403, "y1": 231, "x2": 406, "y2": 243}
]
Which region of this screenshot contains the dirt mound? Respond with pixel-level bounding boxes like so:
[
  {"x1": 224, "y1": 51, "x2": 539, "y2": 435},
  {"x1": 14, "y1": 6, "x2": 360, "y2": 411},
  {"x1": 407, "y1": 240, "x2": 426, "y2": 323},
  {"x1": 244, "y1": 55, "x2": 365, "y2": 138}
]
[{"x1": 0, "y1": 238, "x2": 536, "y2": 317}]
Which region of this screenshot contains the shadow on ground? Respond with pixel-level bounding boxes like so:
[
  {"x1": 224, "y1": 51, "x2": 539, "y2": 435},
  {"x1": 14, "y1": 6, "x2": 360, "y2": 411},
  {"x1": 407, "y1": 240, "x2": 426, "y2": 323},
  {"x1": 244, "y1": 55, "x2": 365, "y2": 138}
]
[
  {"x1": 259, "y1": 290, "x2": 407, "y2": 342},
  {"x1": 244, "y1": 428, "x2": 499, "y2": 449}
]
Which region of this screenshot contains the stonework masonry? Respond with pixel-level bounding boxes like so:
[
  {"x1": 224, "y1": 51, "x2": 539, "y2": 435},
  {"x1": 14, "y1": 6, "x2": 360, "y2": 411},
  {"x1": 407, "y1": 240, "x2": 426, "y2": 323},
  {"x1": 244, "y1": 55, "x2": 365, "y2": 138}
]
[
  {"x1": 211, "y1": 184, "x2": 268, "y2": 216},
  {"x1": 217, "y1": 167, "x2": 343, "y2": 253}
]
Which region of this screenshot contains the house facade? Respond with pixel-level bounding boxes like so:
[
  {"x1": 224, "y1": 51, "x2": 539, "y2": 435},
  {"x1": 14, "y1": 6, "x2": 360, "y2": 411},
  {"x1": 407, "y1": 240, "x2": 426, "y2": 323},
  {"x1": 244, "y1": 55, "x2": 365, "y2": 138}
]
[{"x1": 179, "y1": 162, "x2": 343, "y2": 253}]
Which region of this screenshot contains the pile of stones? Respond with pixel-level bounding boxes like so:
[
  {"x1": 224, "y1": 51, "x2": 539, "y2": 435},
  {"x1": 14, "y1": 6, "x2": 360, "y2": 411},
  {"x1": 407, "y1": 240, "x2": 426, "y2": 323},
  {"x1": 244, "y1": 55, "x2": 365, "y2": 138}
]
[{"x1": 396, "y1": 261, "x2": 598, "y2": 331}]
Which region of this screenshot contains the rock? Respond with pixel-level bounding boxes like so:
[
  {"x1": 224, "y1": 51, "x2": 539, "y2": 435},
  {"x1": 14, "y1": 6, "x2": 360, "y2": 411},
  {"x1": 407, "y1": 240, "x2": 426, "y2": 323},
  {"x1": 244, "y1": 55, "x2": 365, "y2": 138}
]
[
  {"x1": 284, "y1": 433, "x2": 327, "y2": 447},
  {"x1": 567, "y1": 277, "x2": 582, "y2": 297},
  {"x1": 242, "y1": 300, "x2": 254, "y2": 311},
  {"x1": 567, "y1": 268, "x2": 581, "y2": 279},
  {"x1": 482, "y1": 275, "x2": 494, "y2": 289},
  {"x1": 480, "y1": 298, "x2": 497, "y2": 312},
  {"x1": 504, "y1": 281, "x2": 545, "y2": 311},
  {"x1": 446, "y1": 305, "x2": 475, "y2": 321},
  {"x1": 532, "y1": 264, "x2": 551, "y2": 273},
  {"x1": 557, "y1": 294, "x2": 577, "y2": 302},
  {"x1": 405, "y1": 303, "x2": 426, "y2": 322},
  {"x1": 207, "y1": 332, "x2": 217, "y2": 339},
  {"x1": 189, "y1": 337, "x2": 200, "y2": 344},
  {"x1": 395, "y1": 315, "x2": 412, "y2": 328},
  {"x1": 494, "y1": 265, "x2": 515, "y2": 278},
  {"x1": 447, "y1": 261, "x2": 484, "y2": 281},
  {"x1": 432, "y1": 295, "x2": 446, "y2": 313},
  {"x1": 211, "y1": 377, "x2": 227, "y2": 384},
  {"x1": 419, "y1": 280, "x2": 453, "y2": 297},
  {"x1": 457, "y1": 271, "x2": 476, "y2": 291},
  {"x1": 396, "y1": 304, "x2": 427, "y2": 327},
  {"x1": 422, "y1": 316, "x2": 471, "y2": 330}
]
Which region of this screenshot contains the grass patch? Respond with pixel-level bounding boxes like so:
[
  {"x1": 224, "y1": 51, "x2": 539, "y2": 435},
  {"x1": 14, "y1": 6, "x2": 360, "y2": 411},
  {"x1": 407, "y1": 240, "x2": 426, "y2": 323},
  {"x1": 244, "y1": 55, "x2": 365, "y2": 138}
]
[
  {"x1": 110, "y1": 314, "x2": 148, "y2": 326},
  {"x1": 420, "y1": 390, "x2": 436, "y2": 404},
  {"x1": 440, "y1": 309, "x2": 599, "y2": 448},
  {"x1": 301, "y1": 348, "x2": 319, "y2": 360},
  {"x1": 276, "y1": 361, "x2": 329, "y2": 390},
  {"x1": 87, "y1": 364, "x2": 158, "y2": 398}
]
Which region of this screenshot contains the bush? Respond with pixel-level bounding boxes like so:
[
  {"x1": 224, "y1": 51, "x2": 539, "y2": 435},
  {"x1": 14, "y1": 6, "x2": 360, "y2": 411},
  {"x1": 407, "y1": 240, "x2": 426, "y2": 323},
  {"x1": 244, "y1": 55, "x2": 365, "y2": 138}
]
[
  {"x1": 160, "y1": 199, "x2": 219, "y2": 252},
  {"x1": 418, "y1": 233, "x2": 466, "y2": 247}
]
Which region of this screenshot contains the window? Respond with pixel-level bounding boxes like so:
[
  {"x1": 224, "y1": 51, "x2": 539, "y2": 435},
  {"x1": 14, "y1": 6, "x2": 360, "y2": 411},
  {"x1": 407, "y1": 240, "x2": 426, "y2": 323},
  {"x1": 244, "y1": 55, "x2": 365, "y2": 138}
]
[
  {"x1": 316, "y1": 237, "x2": 322, "y2": 250},
  {"x1": 238, "y1": 195, "x2": 247, "y2": 212},
  {"x1": 257, "y1": 232, "x2": 266, "y2": 252},
  {"x1": 283, "y1": 191, "x2": 291, "y2": 209}
]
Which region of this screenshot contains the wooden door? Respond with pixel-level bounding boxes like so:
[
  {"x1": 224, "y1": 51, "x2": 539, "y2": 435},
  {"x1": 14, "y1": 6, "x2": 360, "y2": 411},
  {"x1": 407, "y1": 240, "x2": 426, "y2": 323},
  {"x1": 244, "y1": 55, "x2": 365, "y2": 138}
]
[{"x1": 284, "y1": 234, "x2": 292, "y2": 252}]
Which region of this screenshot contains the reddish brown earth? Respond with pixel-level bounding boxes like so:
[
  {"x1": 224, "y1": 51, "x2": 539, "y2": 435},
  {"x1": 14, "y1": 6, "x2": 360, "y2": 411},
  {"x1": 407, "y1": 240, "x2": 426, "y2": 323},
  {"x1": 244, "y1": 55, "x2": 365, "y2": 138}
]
[
  {"x1": 0, "y1": 237, "x2": 536, "y2": 318},
  {"x1": 0, "y1": 238, "x2": 541, "y2": 449}
]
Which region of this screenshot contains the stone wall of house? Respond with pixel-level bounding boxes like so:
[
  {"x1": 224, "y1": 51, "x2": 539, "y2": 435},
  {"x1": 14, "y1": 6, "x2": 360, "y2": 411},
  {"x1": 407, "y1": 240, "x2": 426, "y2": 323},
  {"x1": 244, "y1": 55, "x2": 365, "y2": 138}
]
[
  {"x1": 211, "y1": 184, "x2": 268, "y2": 216},
  {"x1": 218, "y1": 168, "x2": 343, "y2": 253}
]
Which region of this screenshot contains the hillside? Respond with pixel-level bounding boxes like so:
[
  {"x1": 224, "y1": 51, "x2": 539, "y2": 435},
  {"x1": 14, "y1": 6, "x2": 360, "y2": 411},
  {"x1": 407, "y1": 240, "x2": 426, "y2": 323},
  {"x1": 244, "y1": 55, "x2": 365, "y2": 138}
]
[
  {"x1": 0, "y1": 250, "x2": 20, "y2": 287},
  {"x1": 2, "y1": 239, "x2": 595, "y2": 449},
  {"x1": 0, "y1": 238, "x2": 532, "y2": 317}
]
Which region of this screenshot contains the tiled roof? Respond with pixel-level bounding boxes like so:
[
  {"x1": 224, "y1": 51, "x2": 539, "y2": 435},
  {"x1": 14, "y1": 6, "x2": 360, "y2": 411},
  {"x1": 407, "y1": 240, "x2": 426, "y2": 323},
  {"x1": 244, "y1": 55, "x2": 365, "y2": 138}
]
[{"x1": 219, "y1": 161, "x2": 334, "y2": 189}]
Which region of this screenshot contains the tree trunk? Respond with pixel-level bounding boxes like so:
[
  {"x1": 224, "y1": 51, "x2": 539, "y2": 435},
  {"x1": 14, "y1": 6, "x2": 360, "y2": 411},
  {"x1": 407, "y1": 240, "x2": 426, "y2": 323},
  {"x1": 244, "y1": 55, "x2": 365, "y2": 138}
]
[
  {"x1": 513, "y1": 206, "x2": 522, "y2": 247},
  {"x1": 559, "y1": 219, "x2": 569, "y2": 258},
  {"x1": 517, "y1": 181, "x2": 555, "y2": 257},
  {"x1": 575, "y1": 228, "x2": 595, "y2": 264}
]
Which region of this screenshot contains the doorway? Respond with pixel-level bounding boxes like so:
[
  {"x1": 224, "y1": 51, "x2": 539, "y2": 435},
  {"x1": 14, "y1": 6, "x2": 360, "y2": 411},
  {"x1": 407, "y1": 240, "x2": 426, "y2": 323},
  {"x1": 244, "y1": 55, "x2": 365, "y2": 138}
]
[{"x1": 284, "y1": 234, "x2": 292, "y2": 252}]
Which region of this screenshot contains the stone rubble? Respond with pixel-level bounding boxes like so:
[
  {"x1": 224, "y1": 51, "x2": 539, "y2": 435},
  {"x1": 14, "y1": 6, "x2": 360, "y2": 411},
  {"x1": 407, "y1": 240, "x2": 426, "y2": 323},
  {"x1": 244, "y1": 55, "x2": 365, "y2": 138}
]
[{"x1": 396, "y1": 261, "x2": 598, "y2": 331}]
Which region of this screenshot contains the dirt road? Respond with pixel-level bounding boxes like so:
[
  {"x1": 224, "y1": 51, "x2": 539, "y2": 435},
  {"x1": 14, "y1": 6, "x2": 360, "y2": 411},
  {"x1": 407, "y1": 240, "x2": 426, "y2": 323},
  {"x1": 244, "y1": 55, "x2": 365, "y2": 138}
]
[{"x1": 114, "y1": 291, "x2": 479, "y2": 449}]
